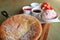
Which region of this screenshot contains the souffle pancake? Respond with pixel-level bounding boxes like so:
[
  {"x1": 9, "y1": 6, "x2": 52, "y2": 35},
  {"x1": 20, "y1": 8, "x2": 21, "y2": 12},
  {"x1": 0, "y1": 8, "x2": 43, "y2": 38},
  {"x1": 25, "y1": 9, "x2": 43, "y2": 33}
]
[{"x1": 0, "y1": 14, "x2": 42, "y2": 40}]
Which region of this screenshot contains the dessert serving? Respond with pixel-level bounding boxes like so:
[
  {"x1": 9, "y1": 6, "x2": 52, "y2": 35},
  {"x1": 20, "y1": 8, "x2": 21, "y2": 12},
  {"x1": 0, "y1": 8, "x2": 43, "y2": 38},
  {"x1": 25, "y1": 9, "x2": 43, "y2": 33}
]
[
  {"x1": 0, "y1": 14, "x2": 42, "y2": 40},
  {"x1": 41, "y1": 2, "x2": 60, "y2": 22}
]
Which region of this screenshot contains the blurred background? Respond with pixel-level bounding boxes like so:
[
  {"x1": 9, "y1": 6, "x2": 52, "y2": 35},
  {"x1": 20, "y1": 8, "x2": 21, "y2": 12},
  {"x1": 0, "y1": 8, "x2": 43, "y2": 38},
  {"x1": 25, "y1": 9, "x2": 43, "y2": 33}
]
[{"x1": 0, "y1": 0, "x2": 60, "y2": 40}]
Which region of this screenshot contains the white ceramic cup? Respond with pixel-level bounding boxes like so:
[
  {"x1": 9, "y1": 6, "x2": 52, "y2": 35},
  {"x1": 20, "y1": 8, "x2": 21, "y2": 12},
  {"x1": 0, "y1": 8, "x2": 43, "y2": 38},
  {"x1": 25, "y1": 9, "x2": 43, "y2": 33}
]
[
  {"x1": 32, "y1": 6, "x2": 43, "y2": 19},
  {"x1": 30, "y1": 2, "x2": 40, "y2": 8},
  {"x1": 22, "y1": 6, "x2": 32, "y2": 15},
  {"x1": 32, "y1": 6, "x2": 43, "y2": 18}
]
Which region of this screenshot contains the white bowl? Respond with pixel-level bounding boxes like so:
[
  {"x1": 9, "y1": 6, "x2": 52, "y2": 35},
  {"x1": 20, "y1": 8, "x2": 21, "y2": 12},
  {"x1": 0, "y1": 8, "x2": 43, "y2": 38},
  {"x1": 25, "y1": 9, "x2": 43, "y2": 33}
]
[
  {"x1": 30, "y1": 2, "x2": 40, "y2": 8},
  {"x1": 31, "y1": 6, "x2": 43, "y2": 19},
  {"x1": 22, "y1": 6, "x2": 32, "y2": 15}
]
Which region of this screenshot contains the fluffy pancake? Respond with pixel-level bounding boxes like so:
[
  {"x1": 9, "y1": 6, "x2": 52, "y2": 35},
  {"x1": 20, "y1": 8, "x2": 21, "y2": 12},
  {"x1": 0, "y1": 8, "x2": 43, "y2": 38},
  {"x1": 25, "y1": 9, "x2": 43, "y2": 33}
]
[{"x1": 0, "y1": 14, "x2": 42, "y2": 40}]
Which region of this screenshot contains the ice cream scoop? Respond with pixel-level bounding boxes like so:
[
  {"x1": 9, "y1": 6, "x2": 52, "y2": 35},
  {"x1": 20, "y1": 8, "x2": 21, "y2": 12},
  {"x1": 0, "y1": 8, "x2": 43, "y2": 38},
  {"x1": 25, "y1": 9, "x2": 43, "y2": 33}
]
[
  {"x1": 42, "y1": 10, "x2": 57, "y2": 20},
  {"x1": 41, "y1": 10, "x2": 60, "y2": 22}
]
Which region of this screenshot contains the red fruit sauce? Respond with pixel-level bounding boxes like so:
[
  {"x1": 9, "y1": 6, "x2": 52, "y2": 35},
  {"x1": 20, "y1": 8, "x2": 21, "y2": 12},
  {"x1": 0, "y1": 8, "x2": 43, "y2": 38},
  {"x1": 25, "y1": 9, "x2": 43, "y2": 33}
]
[
  {"x1": 24, "y1": 8, "x2": 31, "y2": 10},
  {"x1": 33, "y1": 10, "x2": 41, "y2": 13}
]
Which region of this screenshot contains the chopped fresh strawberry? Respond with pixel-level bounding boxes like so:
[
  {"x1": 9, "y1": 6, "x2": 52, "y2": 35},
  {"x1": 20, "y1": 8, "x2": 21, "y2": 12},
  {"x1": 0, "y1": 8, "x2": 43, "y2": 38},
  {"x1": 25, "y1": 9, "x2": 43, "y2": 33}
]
[
  {"x1": 50, "y1": 7, "x2": 53, "y2": 10},
  {"x1": 41, "y1": 2, "x2": 49, "y2": 9},
  {"x1": 43, "y1": 2, "x2": 49, "y2": 5},
  {"x1": 44, "y1": 4, "x2": 47, "y2": 7},
  {"x1": 44, "y1": 7, "x2": 50, "y2": 10},
  {"x1": 41, "y1": 2, "x2": 49, "y2": 7},
  {"x1": 42, "y1": 7, "x2": 45, "y2": 10},
  {"x1": 41, "y1": 2, "x2": 54, "y2": 10}
]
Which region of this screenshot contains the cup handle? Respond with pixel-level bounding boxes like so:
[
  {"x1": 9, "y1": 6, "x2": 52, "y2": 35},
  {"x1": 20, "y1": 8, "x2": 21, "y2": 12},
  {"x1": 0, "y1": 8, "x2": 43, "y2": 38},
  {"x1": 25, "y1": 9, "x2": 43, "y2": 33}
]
[{"x1": 1, "y1": 11, "x2": 9, "y2": 18}]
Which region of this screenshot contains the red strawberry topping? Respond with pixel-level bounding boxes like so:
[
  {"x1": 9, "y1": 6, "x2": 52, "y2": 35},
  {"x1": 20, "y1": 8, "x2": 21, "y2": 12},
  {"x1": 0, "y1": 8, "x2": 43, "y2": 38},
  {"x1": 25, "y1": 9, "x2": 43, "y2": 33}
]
[{"x1": 41, "y1": 2, "x2": 53, "y2": 10}]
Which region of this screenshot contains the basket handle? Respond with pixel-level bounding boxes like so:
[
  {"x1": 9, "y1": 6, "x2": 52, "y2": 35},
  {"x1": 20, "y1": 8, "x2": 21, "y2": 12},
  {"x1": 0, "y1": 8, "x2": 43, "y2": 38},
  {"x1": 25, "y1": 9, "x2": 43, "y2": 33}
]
[{"x1": 1, "y1": 11, "x2": 9, "y2": 18}]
